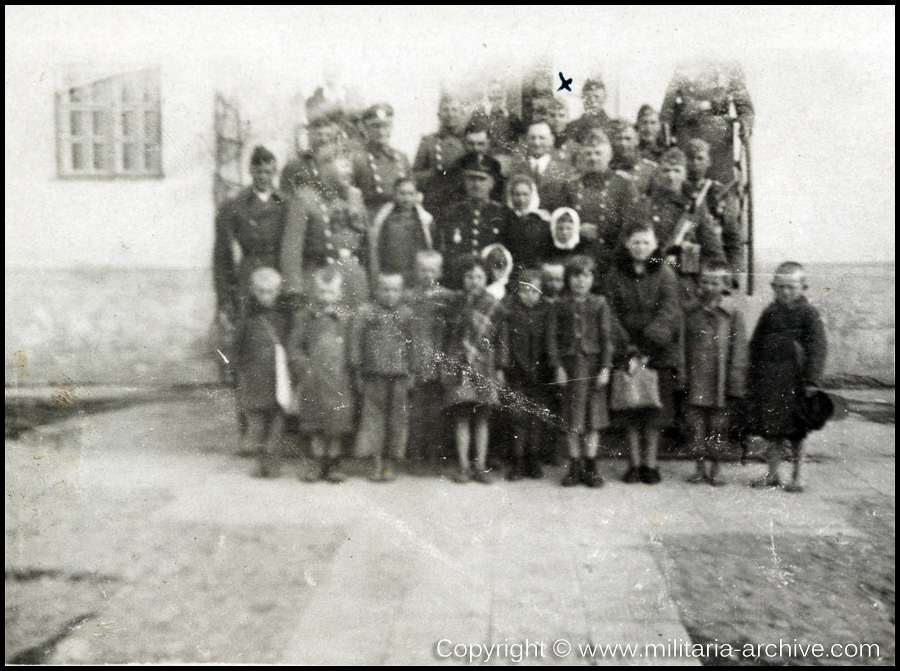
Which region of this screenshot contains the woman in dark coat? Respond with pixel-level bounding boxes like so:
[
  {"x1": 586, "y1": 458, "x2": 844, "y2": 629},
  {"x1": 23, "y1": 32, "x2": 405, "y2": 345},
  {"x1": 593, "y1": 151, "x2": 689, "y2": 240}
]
[{"x1": 602, "y1": 222, "x2": 683, "y2": 485}]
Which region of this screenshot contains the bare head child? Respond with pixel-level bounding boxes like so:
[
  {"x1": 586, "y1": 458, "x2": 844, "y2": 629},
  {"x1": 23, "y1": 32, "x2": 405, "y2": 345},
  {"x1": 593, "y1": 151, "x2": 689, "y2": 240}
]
[
  {"x1": 517, "y1": 269, "x2": 543, "y2": 308},
  {"x1": 376, "y1": 273, "x2": 404, "y2": 309},
  {"x1": 393, "y1": 177, "x2": 419, "y2": 211},
  {"x1": 771, "y1": 261, "x2": 808, "y2": 306},
  {"x1": 685, "y1": 138, "x2": 712, "y2": 184},
  {"x1": 313, "y1": 265, "x2": 343, "y2": 306},
  {"x1": 249, "y1": 266, "x2": 282, "y2": 309},
  {"x1": 414, "y1": 250, "x2": 443, "y2": 288},
  {"x1": 697, "y1": 259, "x2": 731, "y2": 306},
  {"x1": 460, "y1": 257, "x2": 489, "y2": 297},
  {"x1": 565, "y1": 255, "x2": 596, "y2": 299},
  {"x1": 540, "y1": 262, "x2": 566, "y2": 300},
  {"x1": 623, "y1": 221, "x2": 659, "y2": 266}
]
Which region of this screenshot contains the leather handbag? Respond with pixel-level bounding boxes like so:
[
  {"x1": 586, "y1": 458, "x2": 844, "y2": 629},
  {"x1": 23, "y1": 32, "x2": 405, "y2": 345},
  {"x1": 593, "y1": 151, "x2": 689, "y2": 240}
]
[{"x1": 610, "y1": 362, "x2": 663, "y2": 411}]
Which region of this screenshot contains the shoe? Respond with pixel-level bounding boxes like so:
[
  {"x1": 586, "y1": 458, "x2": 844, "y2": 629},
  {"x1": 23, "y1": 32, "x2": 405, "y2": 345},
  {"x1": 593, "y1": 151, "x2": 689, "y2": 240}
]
[
  {"x1": 561, "y1": 459, "x2": 583, "y2": 487},
  {"x1": 506, "y1": 465, "x2": 525, "y2": 482},
  {"x1": 580, "y1": 459, "x2": 603, "y2": 488},
  {"x1": 382, "y1": 462, "x2": 397, "y2": 482},
  {"x1": 452, "y1": 468, "x2": 471, "y2": 484},
  {"x1": 783, "y1": 482, "x2": 805, "y2": 493},
  {"x1": 251, "y1": 456, "x2": 279, "y2": 479},
  {"x1": 750, "y1": 476, "x2": 781, "y2": 489},
  {"x1": 323, "y1": 466, "x2": 346, "y2": 484},
  {"x1": 706, "y1": 474, "x2": 727, "y2": 487},
  {"x1": 472, "y1": 469, "x2": 493, "y2": 484},
  {"x1": 622, "y1": 466, "x2": 642, "y2": 484},
  {"x1": 526, "y1": 460, "x2": 544, "y2": 480},
  {"x1": 686, "y1": 472, "x2": 707, "y2": 484},
  {"x1": 640, "y1": 466, "x2": 661, "y2": 485}
]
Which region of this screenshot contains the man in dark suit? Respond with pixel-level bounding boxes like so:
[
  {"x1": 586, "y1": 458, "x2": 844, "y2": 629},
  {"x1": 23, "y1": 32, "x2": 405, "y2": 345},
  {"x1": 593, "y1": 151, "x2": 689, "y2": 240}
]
[{"x1": 507, "y1": 121, "x2": 576, "y2": 214}]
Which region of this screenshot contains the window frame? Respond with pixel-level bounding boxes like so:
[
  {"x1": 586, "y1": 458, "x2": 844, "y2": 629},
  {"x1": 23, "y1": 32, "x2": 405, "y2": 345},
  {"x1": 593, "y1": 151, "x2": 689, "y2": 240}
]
[{"x1": 56, "y1": 69, "x2": 163, "y2": 179}]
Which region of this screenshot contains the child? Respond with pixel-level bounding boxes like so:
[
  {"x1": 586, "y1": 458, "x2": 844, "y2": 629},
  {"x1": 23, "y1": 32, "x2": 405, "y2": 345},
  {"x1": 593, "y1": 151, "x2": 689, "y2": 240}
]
[
  {"x1": 539, "y1": 262, "x2": 567, "y2": 464},
  {"x1": 233, "y1": 267, "x2": 291, "y2": 478},
  {"x1": 442, "y1": 257, "x2": 504, "y2": 483},
  {"x1": 603, "y1": 222, "x2": 683, "y2": 485},
  {"x1": 352, "y1": 274, "x2": 415, "y2": 481},
  {"x1": 499, "y1": 269, "x2": 551, "y2": 480},
  {"x1": 370, "y1": 177, "x2": 434, "y2": 286},
  {"x1": 404, "y1": 251, "x2": 458, "y2": 470},
  {"x1": 547, "y1": 256, "x2": 614, "y2": 487},
  {"x1": 745, "y1": 262, "x2": 827, "y2": 492},
  {"x1": 683, "y1": 260, "x2": 747, "y2": 486},
  {"x1": 482, "y1": 243, "x2": 514, "y2": 301},
  {"x1": 287, "y1": 266, "x2": 354, "y2": 483}
]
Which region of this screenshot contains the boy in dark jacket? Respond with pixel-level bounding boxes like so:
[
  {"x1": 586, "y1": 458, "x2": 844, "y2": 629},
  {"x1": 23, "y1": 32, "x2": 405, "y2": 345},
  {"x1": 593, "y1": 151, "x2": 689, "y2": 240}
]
[
  {"x1": 351, "y1": 273, "x2": 416, "y2": 481},
  {"x1": 499, "y1": 269, "x2": 550, "y2": 480},
  {"x1": 746, "y1": 262, "x2": 827, "y2": 492},
  {"x1": 233, "y1": 267, "x2": 291, "y2": 478}
]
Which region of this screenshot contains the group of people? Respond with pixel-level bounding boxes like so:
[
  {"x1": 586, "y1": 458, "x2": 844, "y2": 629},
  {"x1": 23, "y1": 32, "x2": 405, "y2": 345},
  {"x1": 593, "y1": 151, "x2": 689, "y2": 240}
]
[{"x1": 213, "y1": 76, "x2": 827, "y2": 492}]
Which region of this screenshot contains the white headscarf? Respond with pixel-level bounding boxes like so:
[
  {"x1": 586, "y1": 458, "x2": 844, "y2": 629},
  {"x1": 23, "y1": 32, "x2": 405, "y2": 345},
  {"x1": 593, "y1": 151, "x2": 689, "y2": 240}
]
[
  {"x1": 550, "y1": 207, "x2": 581, "y2": 251},
  {"x1": 505, "y1": 174, "x2": 550, "y2": 221},
  {"x1": 481, "y1": 243, "x2": 514, "y2": 301}
]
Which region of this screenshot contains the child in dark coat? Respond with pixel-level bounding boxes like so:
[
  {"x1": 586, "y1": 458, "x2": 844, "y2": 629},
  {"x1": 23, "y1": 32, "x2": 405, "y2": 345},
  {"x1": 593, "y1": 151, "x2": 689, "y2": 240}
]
[
  {"x1": 547, "y1": 256, "x2": 614, "y2": 487},
  {"x1": 499, "y1": 269, "x2": 550, "y2": 480},
  {"x1": 351, "y1": 274, "x2": 415, "y2": 481},
  {"x1": 683, "y1": 260, "x2": 748, "y2": 486},
  {"x1": 404, "y1": 251, "x2": 458, "y2": 469},
  {"x1": 233, "y1": 267, "x2": 291, "y2": 478},
  {"x1": 746, "y1": 262, "x2": 828, "y2": 492},
  {"x1": 370, "y1": 177, "x2": 434, "y2": 286},
  {"x1": 287, "y1": 266, "x2": 354, "y2": 483},
  {"x1": 603, "y1": 222, "x2": 683, "y2": 485}
]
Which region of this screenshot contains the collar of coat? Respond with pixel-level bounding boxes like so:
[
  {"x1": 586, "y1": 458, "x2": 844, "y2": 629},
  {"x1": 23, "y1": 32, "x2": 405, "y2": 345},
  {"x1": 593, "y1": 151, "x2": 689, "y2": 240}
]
[
  {"x1": 613, "y1": 249, "x2": 667, "y2": 276},
  {"x1": 239, "y1": 186, "x2": 285, "y2": 204},
  {"x1": 371, "y1": 202, "x2": 434, "y2": 250}
]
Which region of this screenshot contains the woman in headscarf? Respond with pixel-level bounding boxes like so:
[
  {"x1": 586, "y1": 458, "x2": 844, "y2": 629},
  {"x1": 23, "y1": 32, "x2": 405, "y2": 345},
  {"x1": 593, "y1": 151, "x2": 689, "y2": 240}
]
[
  {"x1": 547, "y1": 207, "x2": 601, "y2": 270},
  {"x1": 501, "y1": 174, "x2": 553, "y2": 274}
]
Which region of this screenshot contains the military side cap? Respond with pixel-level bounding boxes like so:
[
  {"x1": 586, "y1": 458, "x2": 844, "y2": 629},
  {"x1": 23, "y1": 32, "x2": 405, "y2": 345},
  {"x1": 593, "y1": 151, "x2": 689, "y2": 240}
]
[
  {"x1": 660, "y1": 147, "x2": 688, "y2": 167},
  {"x1": 362, "y1": 103, "x2": 394, "y2": 124},
  {"x1": 459, "y1": 153, "x2": 501, "y2": 180}
]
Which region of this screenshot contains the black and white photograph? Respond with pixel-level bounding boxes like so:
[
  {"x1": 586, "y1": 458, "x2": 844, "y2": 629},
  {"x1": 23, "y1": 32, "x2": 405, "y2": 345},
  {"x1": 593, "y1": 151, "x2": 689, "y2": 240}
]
[{"x1": 5, "y1": 5, "x2": 895, "y2": 665}]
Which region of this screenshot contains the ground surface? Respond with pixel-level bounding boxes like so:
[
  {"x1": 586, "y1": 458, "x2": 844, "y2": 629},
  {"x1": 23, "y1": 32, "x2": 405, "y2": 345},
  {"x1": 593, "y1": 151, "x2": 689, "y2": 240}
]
[{"x1": 5, "y1": 389, "x2": 895, "y2": 665}]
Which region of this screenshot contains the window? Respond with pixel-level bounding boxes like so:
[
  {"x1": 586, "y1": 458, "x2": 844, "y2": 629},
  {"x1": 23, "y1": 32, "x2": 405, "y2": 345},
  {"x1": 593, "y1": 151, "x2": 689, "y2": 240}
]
[{"x1": 56, "y1": 69, "x2": 162, "y2": 178}]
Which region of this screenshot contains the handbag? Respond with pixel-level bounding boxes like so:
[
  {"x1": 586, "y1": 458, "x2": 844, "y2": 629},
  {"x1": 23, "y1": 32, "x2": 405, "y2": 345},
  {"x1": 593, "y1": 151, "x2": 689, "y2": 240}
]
[{"x1": 610, "y1": 360, "x2": 663, "y2": 411}]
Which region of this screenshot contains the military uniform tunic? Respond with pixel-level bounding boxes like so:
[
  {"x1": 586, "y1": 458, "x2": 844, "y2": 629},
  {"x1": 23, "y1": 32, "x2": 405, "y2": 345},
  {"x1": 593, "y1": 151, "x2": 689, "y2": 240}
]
[
  {"x1": 353, "y1": 141, "x2": 411, "y2": 213},
  {"x1": 434, "y1": 198, "x2": 515, "y2": 290},
  {"x1": 413, "y1": 132, "x2": 466, "y2": 213}
]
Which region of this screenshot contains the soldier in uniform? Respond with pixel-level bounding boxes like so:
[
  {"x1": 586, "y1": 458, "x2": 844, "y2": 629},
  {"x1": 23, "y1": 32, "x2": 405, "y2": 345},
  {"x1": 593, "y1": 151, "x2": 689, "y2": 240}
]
[
  {"x1": 442, "y1": 117, "x2": 507, "y2": 205},
  {"x1": 508, "y1": 121, "x2": 576, "y2": 214},
  {"x1": 352, "y1": 103, "x2": 411, "y2": 214},
  {"x1": 562, "y1": 130, "x2": 640, "y2": 274},
  {"x1": 434, "y1": 154, "x2": 516, "y2": 290},
  {"x1": 280, "y1": 156, "x2": 371, "y2": 309},
  {"x1": 636, "y1": 104, "x2": 667, "y2": 162},
  {"x1": 609, "y1": 119, "x2": 657, "y2": 195},
  {"x1": 473, "y1": 77, "x2": 524, "y2": 154},
  {"x1": 413, "y1": 94, "x2": 468, "y2": 215},
  {"x1": 661, "y1": 59, "x2": 754, "y2": 184},
  {"x1": 641, "y1": 148, "x2": 725, "y2": 285},
  {"x1": 280, "y1": 113, "x2": 344, "y2": 197},
  {"x1": 685, "y1": 138, "x2": 744, "y2": 274},
  {"x1": 213, "y1": 146, "x2": 289, "y2": 326},
  {"x1": 563, "y1": 78, "x2": 614, "y2": 152}
]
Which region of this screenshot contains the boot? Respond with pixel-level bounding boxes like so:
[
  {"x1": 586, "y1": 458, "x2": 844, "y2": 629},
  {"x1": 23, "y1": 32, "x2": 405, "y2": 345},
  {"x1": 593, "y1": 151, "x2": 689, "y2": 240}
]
[
  {"x1": 323, "y1": 457, "x2": 346, "y2": 484},
  {"x1": 582, "y1": 457, "x2": 604, "y2": 488},
  {"x1": 561, "y1": 458, "x2": 583, "y2": 487}
]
